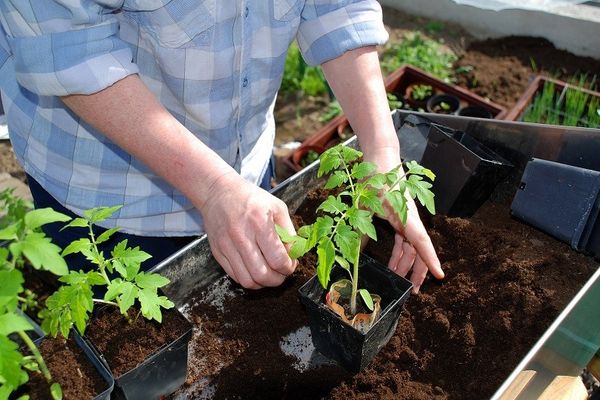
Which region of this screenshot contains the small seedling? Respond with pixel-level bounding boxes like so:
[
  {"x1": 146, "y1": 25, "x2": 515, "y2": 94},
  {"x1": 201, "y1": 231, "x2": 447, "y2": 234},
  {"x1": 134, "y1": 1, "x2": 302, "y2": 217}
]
[
  {"x1": 277, "y1": 144, "x2": 435, "y2": 328},
  {"x1": 410, "y1": 84, "x2": 433, "y2": 101},
  {"x1": 387, "y1": 93, "x2": 404, "y2": 110},
  {"x1": 41, "y1": 206, "x2": 174, "y2": 339}
]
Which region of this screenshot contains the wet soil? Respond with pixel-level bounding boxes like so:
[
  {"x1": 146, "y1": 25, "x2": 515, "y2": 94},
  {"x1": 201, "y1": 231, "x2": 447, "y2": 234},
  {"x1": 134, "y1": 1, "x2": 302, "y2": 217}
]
[{"x1": 173, "y1": 189, "x2": 598, "y2": 400}]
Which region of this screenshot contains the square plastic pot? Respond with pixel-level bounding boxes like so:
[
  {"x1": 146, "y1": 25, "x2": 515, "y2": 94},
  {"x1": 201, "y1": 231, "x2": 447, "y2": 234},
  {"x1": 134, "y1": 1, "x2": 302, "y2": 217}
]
[
  {"x1": 511, "y1": 158, "x2": 600, "y2": 254},
  {"x1": 298, "y1": 254, "x2": 413, "y2": 373},
  {"x1": 86, "y1": 307, "x2": 193, "y2": 400},
  {"x1": 420, "y1": 123, "x2": 513, "y2": 217}
]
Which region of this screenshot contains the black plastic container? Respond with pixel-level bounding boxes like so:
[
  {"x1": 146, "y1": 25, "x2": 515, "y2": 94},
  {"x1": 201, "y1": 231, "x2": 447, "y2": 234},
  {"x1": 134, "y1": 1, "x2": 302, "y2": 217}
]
[
  {"x1": 426, "y1": 93, "x2": 460, "y2": 114},
  {"x1": 420, "y1": 123, "x2": 513, "y2": 216},
  {"x1": 73, "y1": 331, "x2": 115, "y2": 400},
  {"x1": 298, "y1": 254, "x2": 413, "y2": 372},
  {"x1": 397, "y1": 114, "x2": 433, "y2": 163},
  {"x1": 457, "y1": 105, "x2": 493, "y2": 119},
  {"x1": 511, "y1": 158, "x2": 600, "y2": 254},
  {"x1": 86, "y1": 308, "x2": 193, "y2": 400}
]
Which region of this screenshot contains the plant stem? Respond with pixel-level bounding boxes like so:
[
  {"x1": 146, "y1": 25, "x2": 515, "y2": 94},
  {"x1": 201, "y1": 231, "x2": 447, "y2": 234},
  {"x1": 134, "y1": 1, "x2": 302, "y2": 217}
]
[
  {"x1": 350, "y1": 258, "x2": 359, "y2": 316},
  {"x1": 17, "y1": 330, "x2": 53, "y2": 383},
  {"x1": 93, "y1": 298, "x2": 119, "y2": 307}
]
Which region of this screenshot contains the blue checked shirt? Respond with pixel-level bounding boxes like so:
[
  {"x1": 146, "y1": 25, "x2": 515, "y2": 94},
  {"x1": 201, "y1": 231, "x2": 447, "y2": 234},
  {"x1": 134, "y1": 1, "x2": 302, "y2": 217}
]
[{"x1": 0, "y1": 0, "x2": 388, "y2": 236}]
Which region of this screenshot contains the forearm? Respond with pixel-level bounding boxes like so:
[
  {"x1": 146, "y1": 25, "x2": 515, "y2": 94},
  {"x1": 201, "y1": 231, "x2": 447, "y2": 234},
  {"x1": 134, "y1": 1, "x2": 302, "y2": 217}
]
[
  {"x1": 321, "y1": 46, "x2": 400, "y2": 170},
  {"x1": 61, "y1": 74, "x2": 237, "y2": 211}
]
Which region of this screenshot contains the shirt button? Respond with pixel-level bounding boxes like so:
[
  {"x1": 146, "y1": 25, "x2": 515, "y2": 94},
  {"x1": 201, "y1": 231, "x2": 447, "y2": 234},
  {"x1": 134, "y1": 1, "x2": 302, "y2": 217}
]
[
  {"x1": 245, "y1": 7, "x2": 249, "y2": 17},
  {"x1": 242, "y1": 78, "x2": 248, "y2": 87}
]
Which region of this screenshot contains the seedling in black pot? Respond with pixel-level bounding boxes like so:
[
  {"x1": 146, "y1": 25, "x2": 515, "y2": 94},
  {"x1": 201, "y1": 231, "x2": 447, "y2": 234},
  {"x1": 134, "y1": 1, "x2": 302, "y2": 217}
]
[{"x1": 277, "y1": 144, "x2": 436, "y2": 370}]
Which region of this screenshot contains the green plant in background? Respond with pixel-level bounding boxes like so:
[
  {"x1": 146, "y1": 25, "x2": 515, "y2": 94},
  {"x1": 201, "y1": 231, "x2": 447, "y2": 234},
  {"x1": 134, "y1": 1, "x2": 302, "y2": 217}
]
[
  {"x1": 523, "y1": 75, "x2": 599, "y2": 128},
  {"x1": 0, "y1": 189, "x2": 70, "y2": 399},
  {"x1": 319, "y1": 100, "x2": 342, "y2": 123},
  {"x1": 387, "y1": 93, "x2": 404, "y2": 110},
  {"x1": 381, "y1": 33, "x2": 457, "y2": 82},
  {"x1": 41, "y1": 206, "x2": 174, "y2": 339},
  {"x1": 276, "y1": 144, "x2": 435, "y2": 329},
  {"x1": 281, "y1": 41, "x2": 330, "y2": 97},
  {"x1": 410, "y1": 84, "x2": 433, "y2": 101}
]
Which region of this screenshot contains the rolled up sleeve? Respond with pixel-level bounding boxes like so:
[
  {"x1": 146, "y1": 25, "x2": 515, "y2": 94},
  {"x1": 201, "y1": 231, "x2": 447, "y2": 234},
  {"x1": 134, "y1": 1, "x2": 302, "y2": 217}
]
[
  {"x1": 1, "y1": 1, "x2": 138, "y2": 96},
  {"x1": 297, "y1": 0, "x2": 389, "y2": 66}
]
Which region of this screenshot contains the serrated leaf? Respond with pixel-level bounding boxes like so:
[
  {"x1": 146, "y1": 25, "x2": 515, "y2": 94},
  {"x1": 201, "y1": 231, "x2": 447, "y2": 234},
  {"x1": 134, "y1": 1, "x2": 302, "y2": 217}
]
[
  {"x1": 0, "y1": 270, "x2": 24, "y2": 310},
  {"x1": 118, "y1": 281, "x2": 138, "y2": 315},
  {"x1": 104, "y1": 280, "x2": 124, "y2": 301},
  {"x1": 324, "y1": 170, "x2": 347, "y2": 189},
  {"x1": 307, "y1": 216, "x2": 333, "y2": 250},
  {"x1": 334, "y1": 223, "x2": 360, "y2": 265},
  {"x1": 317, "y1": 147, "x2": 342, "y2": 177},
  {"x1": 0, "y1": 223, "x2": 18, "y2": 241},
  {"x1": 135, "y1": 272, "x2": 170, "y2": 289},
  {"x1": 406, "y1": 177, "x2": 436, "y2": 215},
  {"x1": 366, "y1": 173, "x2": 386, "y2": 189},
  {"x1": 359, "y1": 289, "x2": 374, "y2": 311},
  {"x1": 96, "y1": 227, "x2": 121, "y2": 245},
  {"x1": 110, "y1": 241, "x2": 151, "y2": 268},
  {"x1": 61, "y1": 238, "x2": 91, "y2": 257},
  {"x1": 0, "y1": 336, "x2": 28, "y2": 390},
  {"x1": 24, "y1": 208, "x2": 70, "y2": 230},
  {"x1": 317, "y1": 196, "x2": 347, "y2": 215},
  {"x1": 351, "y1": 162, "x2": 376, "y2": 180},
  {"x1": 347, "y1": 208, "x2": 377, "y2": 240},
  {"x1": 137, "y1": 288, "x2": 164, "y2": 322},
  {"x1": 289, "y1": 236, "x2": 308, "y2": 259},
  {"x1": 297, "y1": 225, "x2": 311, "y2": 239},
  {"x1": 358, "y1": 188, "x2": 385, "y2": 216},
  {"x1": 84, "y1": 205, "x2": 122, "y2": 224},
  {"x1": 274, "y1": 224, "x2": 294, "y2": 243},
  {"x1": 61, "y1": 217, "x2": 89, "y2": 230},
  {"x1": 334, "y1": 255, "x2": 352, "y2": 280},
  {"x1": 112, "y1": 259, "x2": 128, "y2": 279},
  {"x1": 18, "y1": 233, "x2": 67, "y2": 276},
  {"x1": 0, "y1": 313, "x2": 33, "y2": 335},
  {"x1": 42, "y1": 276, "x2": 94, "y2": 337},
  {"x1": 339, "y1": 146, "x2": 362, "y2": 163},
  {"x1": 316, "y1": 238, "x2": 335, "y2": 289}
]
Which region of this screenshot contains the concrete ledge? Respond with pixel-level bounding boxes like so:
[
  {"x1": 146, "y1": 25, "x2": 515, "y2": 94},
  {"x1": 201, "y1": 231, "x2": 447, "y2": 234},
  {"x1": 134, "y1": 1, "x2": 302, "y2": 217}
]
[{"x1": 380, "y1": 0, "x2": 600, "y2": 59}]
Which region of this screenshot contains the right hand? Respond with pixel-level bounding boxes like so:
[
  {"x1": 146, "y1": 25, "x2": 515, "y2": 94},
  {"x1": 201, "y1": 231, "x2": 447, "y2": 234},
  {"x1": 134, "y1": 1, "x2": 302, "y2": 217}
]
[{"x1": 199, "y1": 172, "x2": 297, "y2": 289}]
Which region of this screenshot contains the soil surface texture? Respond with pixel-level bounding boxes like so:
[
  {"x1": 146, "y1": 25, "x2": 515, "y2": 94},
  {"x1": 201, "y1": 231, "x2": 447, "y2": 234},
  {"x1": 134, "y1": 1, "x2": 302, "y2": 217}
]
[
  {"x1": 15, "y1": 336, "x2": 107, "y2": 399},
  {"x1": 173, "y1": 188, "x2": 597, "y2": 400}
]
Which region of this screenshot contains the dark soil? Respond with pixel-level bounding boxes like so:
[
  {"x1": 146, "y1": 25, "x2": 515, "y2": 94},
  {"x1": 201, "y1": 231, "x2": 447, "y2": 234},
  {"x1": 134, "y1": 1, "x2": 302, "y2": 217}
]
[
  {"x1": 174, "y1": 190, "x2": 597, "y2": 400},
  {"x1": 15, "y1": 336, "x2": 107, "y2": 399},
  {"x1": 85, "y1": 306, "x2": 189, "y2": 377}
]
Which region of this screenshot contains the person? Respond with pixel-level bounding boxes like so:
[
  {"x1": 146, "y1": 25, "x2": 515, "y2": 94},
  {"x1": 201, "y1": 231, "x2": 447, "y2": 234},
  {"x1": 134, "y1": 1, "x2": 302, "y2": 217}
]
[{"x1": 0, "y1": 0, "x2": 443, "y2": 293}]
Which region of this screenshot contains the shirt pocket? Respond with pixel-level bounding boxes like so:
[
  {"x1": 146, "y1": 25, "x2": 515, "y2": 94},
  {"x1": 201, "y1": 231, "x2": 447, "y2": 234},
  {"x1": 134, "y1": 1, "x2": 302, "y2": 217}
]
[
  {"x1": 125, "y1": 0, "x2": 216, "y2": 48},
  {"x1": 273, "y1": 0, "x2": 303, "y2": 21}
]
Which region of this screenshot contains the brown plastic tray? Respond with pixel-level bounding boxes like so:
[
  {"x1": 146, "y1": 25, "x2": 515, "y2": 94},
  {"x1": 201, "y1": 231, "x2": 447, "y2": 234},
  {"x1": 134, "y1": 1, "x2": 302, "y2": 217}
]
[
  {"x1": 283, "y1": 64, "x2": 507, "y2": 172},
  {"x1": 503, "y1": 75, "x2": 600, "y2": 121}
]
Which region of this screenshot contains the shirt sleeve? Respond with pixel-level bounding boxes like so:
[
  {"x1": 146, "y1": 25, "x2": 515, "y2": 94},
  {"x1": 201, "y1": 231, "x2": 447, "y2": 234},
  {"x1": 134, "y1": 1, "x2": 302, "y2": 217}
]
[
  {"x1": 296, "y1": 0, "x2": 389, "y2": 66},
  {"x1": 0, "y1": 1, "x2": 138, "y2": 96}
]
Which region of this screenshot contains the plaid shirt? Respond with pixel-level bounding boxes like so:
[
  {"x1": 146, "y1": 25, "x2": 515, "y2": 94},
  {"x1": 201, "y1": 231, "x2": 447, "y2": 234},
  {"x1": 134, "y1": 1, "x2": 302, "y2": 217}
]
[{"x1": 0, "y1": 0, "x2": 387, "y2": 236}]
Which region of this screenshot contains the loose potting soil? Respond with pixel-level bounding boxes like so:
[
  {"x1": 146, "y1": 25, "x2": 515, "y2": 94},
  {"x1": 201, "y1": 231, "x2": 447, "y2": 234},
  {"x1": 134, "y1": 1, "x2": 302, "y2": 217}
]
[
  {"x1": 171, "y1": 189, "x2": 597, "y2": 400},
  {"x1": 14, "y1": 336, "x2": 107, "y2": 399}
]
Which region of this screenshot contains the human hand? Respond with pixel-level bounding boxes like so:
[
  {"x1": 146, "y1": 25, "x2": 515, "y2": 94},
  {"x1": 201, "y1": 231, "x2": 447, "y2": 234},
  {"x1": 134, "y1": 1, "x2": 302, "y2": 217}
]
[{"x1": 199, "y1": 172, "x2": 297, "y2": 289}]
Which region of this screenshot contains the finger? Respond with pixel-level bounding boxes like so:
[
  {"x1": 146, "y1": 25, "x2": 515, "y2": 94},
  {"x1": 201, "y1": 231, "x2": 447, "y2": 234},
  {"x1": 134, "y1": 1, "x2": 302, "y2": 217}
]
[
  {"x1": 409, "y1": 255, "x2": 429, "y2": 294},
  {"x1": 220, "y1": 237, "x2": 263, "y2": 290},
  {"x1": 261, "y1": 209, "x2": 296, "y2": 276},
  {"x1": 396, "y1": 240, "x2": 417, "y2": 277},
  {"x1": 208, "y1": 237, "x2": 240, "y2": 284},
  {"x1": 388, "y1": 233, "x2": 404, "y2": 272},
  {"x1": 237, "y1": 236, "x2": 287, "y2": 287},
  {"x1": 406, "y1": 227, "x2": 444, "y2": 280}
]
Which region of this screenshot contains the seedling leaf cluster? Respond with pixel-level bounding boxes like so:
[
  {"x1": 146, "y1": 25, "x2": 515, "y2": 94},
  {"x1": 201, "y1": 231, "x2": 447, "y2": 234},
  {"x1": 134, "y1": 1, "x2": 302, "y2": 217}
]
[{"x1": 278, "y1": 144, "x2": 435, "y2": 320}]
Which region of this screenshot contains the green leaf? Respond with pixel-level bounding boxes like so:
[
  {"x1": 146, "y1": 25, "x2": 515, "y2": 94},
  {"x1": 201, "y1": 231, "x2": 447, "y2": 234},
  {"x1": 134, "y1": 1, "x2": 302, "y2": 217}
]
[
  {"x1": 61, "y1": 217, "x2": 89, "y2": 230},
  {"x1": 406, "y1": 176, "x2": 436, "y2": 215},
  {"x1": 274, "y1": 224, "x2": 295, "y2": 243},
  {"x1": 24, "y1": 208, "x2": 70, "y2": 230},
  {"x1": 316, "y1": 238, "x2": 335, "y2": 289},
  {"x1": 118, "y1": 282, "x2": 137, "y2": 315},
  {"x1": 0, "y1": 270, "x2": 24, "y2": 310},
  {"x1": 359, "y1": 289, "x2": 374, "y2": 311},
  {"x1": 104, "y1": 280, "x2": 124, "y2": 302},
  {"x1": 358, "y1": 188, "x2": 385, "y2": 216},
  {"x1": 339, "y1": 146, "x2": 362, "y2": 164},
  {"x1": 324, "y1": 170, "x2": 347, "y2": 190},
  {"x1": 347, "y1": 208, "x2": 377, "y2": 240},
  {"x1": 366, "y1": 173, "x2": 386, "y2": 190},
  {"x1": 137, "y1": 288, "x2": 173, "y2": 323},
  {"x1": 84, "y1": 206, "x2": 122, "y2": 224},
  {"x1": 0, "y1": 313, "x2": 33, "y2": 335},
  {"x1": 61, "y1": 238, "x2": 91, "y2": 257},
  {"x1": 288, "y1": 236, "x2": 308, "y2": 260},
  {"x1": 351, "y1": 162, "x2": 376, "y2": 180},
  {"x1": 50, "y1": 383, "x2": 63, "y2": 400},
  {"x1": 42, "y1": 275, "x2": 94, "y2": 337},
  {"x1": 135, "y1": 272, "x2": 170, "y2": 289},
  {"x1": 95, "y1": 227, "x2": 121, "y2": 245},
  {"x1": 0, "y1": 336, "x2": 28, "y2": 391},
  {"x1": 386, "y1": 191, "x2": 408, "y2": 221},
  {"x1": 0, "y1": 223, "x2": 18, "y2": 241},
  {"x1": 297, "y1": 225, "x2": 312, "y2": 239},
  {"x1": 110, "y1": 241, "x2": 152, "y2": 268},
  {"x1": 334, "y1": 255, "x2": 352, "y2": 280},
  {"x1": 317, "y1": 195, "x2": 347, "y2": 215},
  {"x1": 406, "y1": 160, "x2": 436, "y2": 181},
  {"x1": 333, "y1": 223, "x2": 360, "y2": 265},
  {"x1": 317, "y1": 146, "x2": 343, "y2": 177},
  {"x1": 17, "y1": 233, "x2": 67, "y2": 276}
]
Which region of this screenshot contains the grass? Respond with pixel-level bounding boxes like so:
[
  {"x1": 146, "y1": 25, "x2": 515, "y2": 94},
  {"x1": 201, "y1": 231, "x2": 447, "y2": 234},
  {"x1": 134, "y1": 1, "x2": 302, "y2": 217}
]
[{"x1": 522, "y1": 75, "x2": 599, "y2": 128}]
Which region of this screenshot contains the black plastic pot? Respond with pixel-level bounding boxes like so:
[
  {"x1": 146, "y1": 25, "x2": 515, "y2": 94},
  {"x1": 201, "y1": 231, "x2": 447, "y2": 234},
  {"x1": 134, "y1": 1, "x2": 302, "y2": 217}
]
[
  {"x1": 86, "y1": 307, "x2": 193, "y2": 400},
  {"x1": 456, "y1": 105, "x2": 493, "y2": 119},
  {"x1": 397, "y1": 114, "x2": 433, "y2": 163},
  {"x1": 73, "y1": 331, "x2": 115, "y2": 400},
  {"x1": 426, "y1": 94, "x2": 460, "y2": 114},
  {"x1": 298, "y1": 254, "x2": 413, "y2": 372},
  {"x1": 511, "y1": 158, "x2": 600, "y2": 254},
  {"x1": 420, "y1": 123, "x2": 513, "y2": 216}
]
